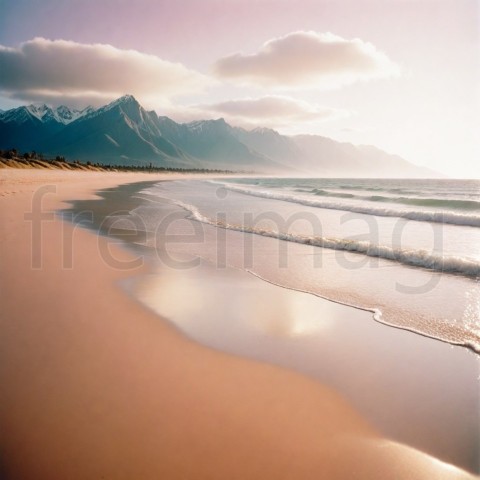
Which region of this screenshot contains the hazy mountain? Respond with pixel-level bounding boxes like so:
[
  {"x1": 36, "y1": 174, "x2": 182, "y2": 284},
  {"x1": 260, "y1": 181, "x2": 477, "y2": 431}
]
[
  {"x1": 0, "y1": 95, "x2": 434, "y2": 176},
  {"x1": 232, "y1": 126, "x2": 304, "y2": 170},
  {"x1": 156, "y1": 117, "x2": 280, "y2": 170},
  {"x1": 292, "y1": 135, "x2": 436, "y2": 177}
]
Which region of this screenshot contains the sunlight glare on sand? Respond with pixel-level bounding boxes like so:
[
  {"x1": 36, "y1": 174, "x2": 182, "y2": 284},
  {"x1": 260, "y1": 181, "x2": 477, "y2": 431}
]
[{"x1": 131, "y1": 263, "x2": 335, "y2": 340}]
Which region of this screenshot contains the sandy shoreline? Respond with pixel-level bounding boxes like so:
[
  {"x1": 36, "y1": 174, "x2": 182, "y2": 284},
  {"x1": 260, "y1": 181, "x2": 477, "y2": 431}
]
[
  {"x1": 0, "y1": 169, "x2": 477, "y2": 479},
  {"x1": 66, "y1": 174, "x2": 480, "y2": 472}
]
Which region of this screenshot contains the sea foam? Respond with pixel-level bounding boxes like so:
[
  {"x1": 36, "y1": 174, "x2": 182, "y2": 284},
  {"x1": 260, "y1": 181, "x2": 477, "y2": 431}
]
[
  {"x1": 216, "y1": 183, "x2": 480, "y2": 228},
  {"x1": 169, "y1": 197, "x2": 480, "y2": 278}
]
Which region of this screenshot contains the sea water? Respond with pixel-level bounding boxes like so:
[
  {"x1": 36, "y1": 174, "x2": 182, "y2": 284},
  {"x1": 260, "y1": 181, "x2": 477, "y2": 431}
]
[
  {"x1": 112, "y1": 177, "x2": 480, "y2": 353},
  {"x1": 86, "y1": 176, "x2": 480, "y2": 471}
]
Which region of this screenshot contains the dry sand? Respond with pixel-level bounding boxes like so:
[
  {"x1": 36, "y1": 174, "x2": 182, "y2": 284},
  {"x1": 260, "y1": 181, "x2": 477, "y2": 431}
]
[{"x1": 0, "y1": 169, "x2": 477, "y2": 479}]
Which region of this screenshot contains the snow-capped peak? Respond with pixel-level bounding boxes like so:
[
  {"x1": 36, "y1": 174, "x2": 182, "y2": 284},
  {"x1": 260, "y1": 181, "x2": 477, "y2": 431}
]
[
  {"x1": 251, "y1": 126, "x2": 279, "y2": 135},
  {"x1": 187, "y1": 118, "x2": 229, "y2": 133},
  {"x1": 0, "y1": 105, "x2": 49, "y2": 124},
  {"x1": 79, "y1": 105, "x2": 96, "y2": 116},
  {"x1": 52, "y1": 105, "x2": 96, "y2": 124},
  {"x1": 26, "y1": 104, "x2": 51, "y2": 120},
  {"x1": 80, "y1": 95, "x2": 140, "y2": 121},
  {"x1": 118, "y1": 94, "x2": 137, "y2": 103},
  {"x1": 55, "y1": 105, "x2": 73, "y2": 118},
  {"x1": 0, "y1": 103, "x2": 97, "y2": 125},
  {"x1": 105, "y1": 94, "x2": 139, "y2": 110}
]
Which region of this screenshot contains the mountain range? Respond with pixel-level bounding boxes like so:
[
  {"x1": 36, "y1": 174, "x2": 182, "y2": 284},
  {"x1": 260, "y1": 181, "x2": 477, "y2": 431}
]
[{"x1": 0, "y1": 95, "x2": 434, "y2": 176}]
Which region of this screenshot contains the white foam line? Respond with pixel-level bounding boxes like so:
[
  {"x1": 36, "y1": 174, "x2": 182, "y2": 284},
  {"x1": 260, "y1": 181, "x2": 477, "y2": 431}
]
[
  {"x1": 170, "y1": 197, "x2": 480, "y2": 278},
  {"x1": 216, "y1": 182, "x2": 480, "y2": 228},
  {"x1": 244, "y1": 270, "x2": 480, "y2": 354}
]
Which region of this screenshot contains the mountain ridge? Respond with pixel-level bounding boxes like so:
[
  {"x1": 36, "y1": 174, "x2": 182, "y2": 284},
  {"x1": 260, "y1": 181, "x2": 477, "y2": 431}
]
[{"x1": 0, "y1": 95, "x2": 436, "y2": 176}]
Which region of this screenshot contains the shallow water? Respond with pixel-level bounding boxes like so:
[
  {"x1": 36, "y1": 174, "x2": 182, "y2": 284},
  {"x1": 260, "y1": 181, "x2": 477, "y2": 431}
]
[
  {"x1": 119, "y1": 178, "x2": 480, "y2": 353},
  {"x1": 126, "y1": 255, "x2": 480, "y2": 474},
  {"x1": 65, "y1": 178, "x2": 480, "y2": 473}
]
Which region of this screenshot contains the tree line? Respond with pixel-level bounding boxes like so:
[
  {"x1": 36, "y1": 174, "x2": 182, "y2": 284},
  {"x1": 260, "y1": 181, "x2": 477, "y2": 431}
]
[{"x1": 0, "y1": 148, "x2": 241, "y2": 174}]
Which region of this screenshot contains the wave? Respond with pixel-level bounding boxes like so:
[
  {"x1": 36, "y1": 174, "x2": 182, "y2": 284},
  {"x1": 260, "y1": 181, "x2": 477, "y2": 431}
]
[
  {"x1": 169, "y1": 197, "x2": 480, "y2": 278},
  {"x1": 336, "y1": 184, "x2": 479, "y2": 197},
  {"x1": 339, "y1": 185, "x2": 384, "y2": 191},
  {"x1": 245, "y1": 270, "x2": 480, "y2": 354},
  {"x1": 338, "y1": 185, "x2": 422, "y2": 195},
  {"x1": 311, "y1": 189, "x2": 356, "y2": 199},
  {"x1": 311, "y1": 189, "x2": 480, "y2": 210},
  {"x1": 337, "y1": 184, "x2": 459, "y2": 196},
  {"x1": 216, "y1": 183, "x2": 480, "y2": 228}
]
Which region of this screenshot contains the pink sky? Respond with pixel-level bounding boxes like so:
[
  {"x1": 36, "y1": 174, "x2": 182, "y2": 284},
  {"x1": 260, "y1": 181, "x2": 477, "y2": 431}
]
[{"x1": 0, "y1": 0, "x2": 478, "y2": 176}]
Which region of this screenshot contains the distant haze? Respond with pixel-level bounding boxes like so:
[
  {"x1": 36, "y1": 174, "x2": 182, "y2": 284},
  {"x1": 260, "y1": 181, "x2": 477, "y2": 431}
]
[
  {"x1": 0, "y1": 95, "x2": 437, "y2": 177},
  {"x1": 0, "y1": 0, "x2": 478, "y2": 177}
]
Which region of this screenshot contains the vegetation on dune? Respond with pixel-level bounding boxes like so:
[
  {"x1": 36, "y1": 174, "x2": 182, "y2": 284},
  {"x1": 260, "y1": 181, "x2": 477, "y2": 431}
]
[{"x1": 0, "y1": 148, "x2": 239, "y2": 174}]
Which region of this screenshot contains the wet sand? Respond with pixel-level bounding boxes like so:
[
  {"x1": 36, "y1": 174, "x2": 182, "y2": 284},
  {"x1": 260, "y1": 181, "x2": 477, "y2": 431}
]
[
  {"x1": 0, "y1": 169, "x2": 477, "y2": 479},
  {"x1": 68, "y1": 179, "x2": 479, "y2": 473},
  {"x1": 131, "y1": 259, "x2": 480, "y2": 473}
]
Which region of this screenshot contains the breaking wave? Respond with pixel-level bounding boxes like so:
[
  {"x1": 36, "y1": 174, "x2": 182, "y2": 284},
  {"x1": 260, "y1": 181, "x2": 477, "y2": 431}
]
[
  {"x1": 170, "y1": 198, "x2": 480, "y2": 278},
  {"x1": 311, "y1": 189, "x2": 480, "y2": 210},
  {"x1": 216, "y1": 183, "x2": 480, "y2": 228}
]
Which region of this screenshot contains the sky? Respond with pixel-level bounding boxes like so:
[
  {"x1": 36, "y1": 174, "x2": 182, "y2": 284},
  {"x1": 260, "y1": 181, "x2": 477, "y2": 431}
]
[{"x1": 0, "y1": 0, "x2": 478, "y2": 177}]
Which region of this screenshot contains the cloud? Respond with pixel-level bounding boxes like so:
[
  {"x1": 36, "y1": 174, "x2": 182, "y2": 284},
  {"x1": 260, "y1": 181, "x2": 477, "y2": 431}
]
[
  {"x1": 195, "y1": 95, "x2": 348, "y2": 127},
  {"x1": 0, "y1": 37, "x2": 210, "y2": 107},
  {"x1": 213, "y1": 31, "x2": 399, "y2": 88}
]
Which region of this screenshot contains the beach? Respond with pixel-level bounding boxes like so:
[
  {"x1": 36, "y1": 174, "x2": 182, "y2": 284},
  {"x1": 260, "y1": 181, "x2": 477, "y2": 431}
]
[{"x1": 0, "y1": 168, "x2": 478, "y2": 479}]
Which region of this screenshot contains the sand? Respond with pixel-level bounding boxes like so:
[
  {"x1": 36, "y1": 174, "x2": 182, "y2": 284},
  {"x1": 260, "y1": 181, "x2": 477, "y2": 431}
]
[{"x1": 0, "y1": 168, "x2": 477, "y2": 479}]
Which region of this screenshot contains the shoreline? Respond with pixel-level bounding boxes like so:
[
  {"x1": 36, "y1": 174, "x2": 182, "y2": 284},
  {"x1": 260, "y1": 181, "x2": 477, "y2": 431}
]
[
  {"x1": 65, "y1": 173, "x2": 480, "y2": 472},
  {"x1": 64, "y1": 172, "x2": 480, "y2": 473},
  {"x1": 67, "y1": 177, "x2": 480, "y2": 356},
  {"x1": 0, "y1": 168, "x2": 478, "y2": 479}
]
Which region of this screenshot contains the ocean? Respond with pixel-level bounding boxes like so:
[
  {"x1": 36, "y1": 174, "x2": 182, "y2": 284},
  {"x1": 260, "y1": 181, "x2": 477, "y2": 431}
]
[
  {"x1": 67, "y1": 176, "x2": 480, "y2": 471},
  {"x1": 117, "y1": 177, "x2": 480, "y2": 354}
]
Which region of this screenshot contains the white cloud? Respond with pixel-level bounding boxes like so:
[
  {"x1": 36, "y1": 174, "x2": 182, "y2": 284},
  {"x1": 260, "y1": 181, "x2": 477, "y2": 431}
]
[
  {"x1": 213, "y1": 31, "x2": 399, "y2": 89},
  {"x1": 0, "y1": 37, "x2": 210, "y2": 107},
  {"x1": 195, "y1": 95, "x2": 348, "y2": 127},
  {"x1": 156, "y1": 95, "x2": 349, "y2": 134}
]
